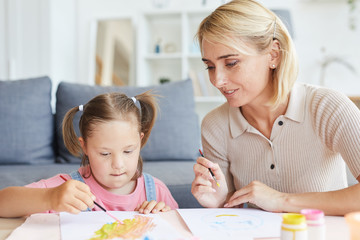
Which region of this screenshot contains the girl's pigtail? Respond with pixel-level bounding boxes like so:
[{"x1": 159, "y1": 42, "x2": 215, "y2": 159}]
[
  {"x1": 62, "y1": 106, "x2": 82, "y2": 157},
  {"x1": 135, "y1": 90, "x2": 159, "y2": 147}
]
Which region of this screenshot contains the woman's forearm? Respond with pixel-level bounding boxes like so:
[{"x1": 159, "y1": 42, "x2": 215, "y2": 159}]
[{"x1": 282, "y1": 183, "x2": 360, "y2": 215}]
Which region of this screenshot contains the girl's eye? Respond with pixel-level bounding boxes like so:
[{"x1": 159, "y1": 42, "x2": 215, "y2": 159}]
[
  {"x1": 226, "y1": 60, "x2": 239, "y2": 67},
  {"x1": 101, "y1": 152, "x2": 111, "y2": 156},
  {"x1": 124, "y1": 150, "x2": 133, "y2": 154}
]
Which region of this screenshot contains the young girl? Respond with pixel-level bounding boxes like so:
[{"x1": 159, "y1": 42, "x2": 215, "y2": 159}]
[{"x1": 0, "y1": 91, "x2": 178, "y2": 217}]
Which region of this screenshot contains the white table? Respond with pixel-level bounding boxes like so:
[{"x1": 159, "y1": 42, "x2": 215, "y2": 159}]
[{"x1": 0, "y1": 210, "x2": 350, "y2": 240}]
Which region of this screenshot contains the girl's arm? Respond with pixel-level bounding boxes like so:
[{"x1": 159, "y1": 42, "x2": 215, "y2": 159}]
[
  {"x1": 225, "y1": 177, "x2": 360, "y2": 216},
  {"x1": 0, "y1": 180, "x2": 96, "y2": 218},
  {"x1": 0, "y1": 186, "x2": 53, "y2": 217}
]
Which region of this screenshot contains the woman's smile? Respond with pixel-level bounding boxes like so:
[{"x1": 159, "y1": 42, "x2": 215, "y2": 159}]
[{"x1": 222, "y1": 88, "x2": 238, "y2": 96}]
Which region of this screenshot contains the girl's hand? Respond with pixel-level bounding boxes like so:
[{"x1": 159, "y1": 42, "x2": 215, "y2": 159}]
[
  {"x1": 48, "y1": 180, "x2": 95, "y2": 214},
  {"x1": 224, "y1": 180, "x2": 287, "y2": 212},
  {"x1": 191, "y1": 156, "x2": 228, "y2": 208},
  {"x1": 135, "y1": 200, "x2": 171, "y2": 214}
]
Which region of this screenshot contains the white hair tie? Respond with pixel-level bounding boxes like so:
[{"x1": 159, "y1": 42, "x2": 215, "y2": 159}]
[
  {"x1": 79, "y1": 105, "x2": 83, "y2": 111},
  {"x1": 131, "y1": 97, "x2": 137, "y2": 104}
]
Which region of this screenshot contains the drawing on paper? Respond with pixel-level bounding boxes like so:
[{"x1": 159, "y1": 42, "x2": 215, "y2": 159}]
[
  {"x1": 60, "y1": 211, "x2": 184, "y2": 240},
  {"x1": 177, "y1": 208, "x2": 282, "y2": 240},
  {"x1": 202, "y1": 212, "x2": 263, "y2": 231},
  {"x1": 89, "y1": 215, "x2": 155, "y2": 240}
]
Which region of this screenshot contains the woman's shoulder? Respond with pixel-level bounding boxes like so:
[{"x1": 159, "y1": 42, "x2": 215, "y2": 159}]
[
  {"x1": 202, "y1": 102, "x2": 229, "y2": 128},
  {"x1": 298, "y1": 82, "x2": 349, "y2": 102},
  {"x1": 296, "y1": 83, "x2": 360, "y2": 133},
  {"x1": 298, "y1": 82, "x2": 355, "y2": 113}
]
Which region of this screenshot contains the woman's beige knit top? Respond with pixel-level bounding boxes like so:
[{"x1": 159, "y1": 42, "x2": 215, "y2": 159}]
[{"x1": 201, "y1": 83, "x2": 360, "y2": 194}]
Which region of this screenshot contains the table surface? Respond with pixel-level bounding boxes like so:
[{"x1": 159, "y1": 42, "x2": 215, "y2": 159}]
[{"x1": 0, "y1": 210, "x2": 350, "y2": 240}]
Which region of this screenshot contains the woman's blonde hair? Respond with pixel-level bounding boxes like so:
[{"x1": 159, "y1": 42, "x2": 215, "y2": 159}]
[
  {"x1": 62, "y1": 91, "x2": 158, "y2": 179},
  {"x1": 197, "y1": 0, "x2": 298, "y2": 108}
]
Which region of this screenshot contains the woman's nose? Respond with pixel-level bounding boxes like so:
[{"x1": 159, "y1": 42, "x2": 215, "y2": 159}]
[{"x1": 212, "y1": 69, "x2": 227, "y2": 88}]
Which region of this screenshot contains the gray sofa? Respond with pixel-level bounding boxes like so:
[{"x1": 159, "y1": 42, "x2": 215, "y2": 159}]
[{"x1": 0, "y1": 77, "x2": 202, "y2": 208}]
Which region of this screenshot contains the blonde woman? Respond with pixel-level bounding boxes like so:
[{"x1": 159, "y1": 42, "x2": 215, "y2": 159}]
[{"x1": 191, "y1": 0, "x2": 360, "y2": 215}]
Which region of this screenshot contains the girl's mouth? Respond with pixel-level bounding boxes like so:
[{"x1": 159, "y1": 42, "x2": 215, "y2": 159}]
[{"x1": 110, "y1": 173, "x2": 124, "y2": 177}]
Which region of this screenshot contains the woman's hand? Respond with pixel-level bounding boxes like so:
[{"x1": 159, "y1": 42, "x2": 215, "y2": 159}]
[
  {"x1": 224, "y1": 180, "x2": 287, "y2": 212},
  {"x1": 135, "y1": 200, "x2": 171, "y2": 214},
  {"x1": 191, "y1": 156, "x2": 229, "y2": 208},
  {"x1": 48, "y1": 180, "x2": 95, "y2": 214}
]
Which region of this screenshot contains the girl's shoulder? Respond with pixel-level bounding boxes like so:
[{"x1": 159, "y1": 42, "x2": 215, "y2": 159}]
[
  {"x1": 140, "y1": 173, "x2": 169, "y2": 191},
  {"x1": 140, "y1": 173, "x2": 179, "y2": 209},
  {"x1": 25, "y1": 174, "x2": 69, "y2": 188}
]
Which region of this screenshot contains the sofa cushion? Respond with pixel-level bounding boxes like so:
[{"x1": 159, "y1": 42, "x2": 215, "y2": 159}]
[
  {"x1": 0, "y1": 77, "x2": 55, "y2": 164},
  {"x1": 55, "y1": 79, "x2": 200, "y2": 163}
]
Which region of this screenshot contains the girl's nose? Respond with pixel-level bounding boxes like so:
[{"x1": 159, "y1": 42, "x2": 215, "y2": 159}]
[{"x1": 111, "y1": 156, "x2": 123, "y2": 169}]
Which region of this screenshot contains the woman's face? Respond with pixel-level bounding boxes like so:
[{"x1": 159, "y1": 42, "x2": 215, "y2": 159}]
[
  {"x1": 80, "y1": 119, "x2": 143, "y2": 194},
  {"x1": 201, "y1": 39, "x2": 274, "y2": 108}
]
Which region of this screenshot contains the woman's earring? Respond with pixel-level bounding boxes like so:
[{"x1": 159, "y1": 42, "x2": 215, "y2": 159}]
[{"x1": 272, "y1": 64, "x2": 276, "y2": 68}]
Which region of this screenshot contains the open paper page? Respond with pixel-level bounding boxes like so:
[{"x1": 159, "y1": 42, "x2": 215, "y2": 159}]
[
  {"x1": 177, "y1": 208, "x2": 282, "y2": 240},
  {"x1": 60, "y1": 211, "x2": 184, "y2": 240},
  {"x1": 6, "y1": 213, "x2": 59, "y2": 240}
]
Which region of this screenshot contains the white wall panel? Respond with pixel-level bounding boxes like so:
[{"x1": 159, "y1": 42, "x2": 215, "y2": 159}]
[
  {"x1": 0, "y1": 0, "x2": 359, "y2": 96},
  {"x1": 0, "y1": 0, "x2": 7, "y2": 79}
]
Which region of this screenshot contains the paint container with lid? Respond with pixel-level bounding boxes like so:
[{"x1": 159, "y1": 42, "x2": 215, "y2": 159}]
[
  {"x1": 300, "y1": 209, "x2": 325, "y2": 240},
  {"x1": 280, "y1": 213, "x2": 308, "y2": 240},
  {"x1": 345, "y1": 211, "x2": 360, "y2": 240}
]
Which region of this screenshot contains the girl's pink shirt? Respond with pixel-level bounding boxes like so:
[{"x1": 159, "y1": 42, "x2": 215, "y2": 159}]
[{"x1": 26, "y1": 167, "x2": 178, "y2": 212}]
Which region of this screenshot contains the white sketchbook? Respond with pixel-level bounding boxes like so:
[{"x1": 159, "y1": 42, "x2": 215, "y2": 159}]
[
  {"x1": 60, "y1": 211, "x2": 183, "y2": 240},
  {"x1": 177, "y1": 208, "x2": 282, "y2": 240}
]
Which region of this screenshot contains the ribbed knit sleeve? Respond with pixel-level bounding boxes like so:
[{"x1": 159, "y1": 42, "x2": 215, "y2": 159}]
[
  {"x1": 200, "y1": 83, "x2": 360, "y2": 195},
  {"x1": 311, "y1": 88, "x2": 360, "y2": 179},
  {"x1": 201, "y1": 103, "x2": 235, "y2": 193}
]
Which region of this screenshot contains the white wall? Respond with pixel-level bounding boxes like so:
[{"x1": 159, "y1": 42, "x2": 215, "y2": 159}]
[
  {"x1": 0, "y1": 0, "x2": 6, "y2": 79},
  {"x1": 1, "y1": 0, "x2": 359, "y2": 97},
  {"x1": 2, "y1": 0, "x2": 51, "y2": 79},
  {"x1": 75, "y1": 0, "x2": 142, "y2": 86},
  {"x1": 290, "y1": 1, "x2": 360, "y2": 95}
]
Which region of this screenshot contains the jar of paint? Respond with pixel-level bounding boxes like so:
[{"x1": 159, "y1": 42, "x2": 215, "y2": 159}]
[
  {"x1": 300, "y1": 209, "x2": 325, "y2": 240},
  {"x1": 345, "y1": 211, "x2": 360, "y2": 240},
  {"x1": 281, "y1": 213, "x2": 308, "y2": 240}
]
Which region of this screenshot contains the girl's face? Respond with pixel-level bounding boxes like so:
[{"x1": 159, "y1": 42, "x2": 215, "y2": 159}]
[
  {"x1": 80, "y1": 119, "x2": 143, "y2": 194},
  {"x1": 201, "y1": 39, "x2": 275, "y2": 108}
]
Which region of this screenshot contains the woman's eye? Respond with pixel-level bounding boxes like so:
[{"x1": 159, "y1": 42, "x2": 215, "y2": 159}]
[
  {"x1": 226, "y1": 60, "x2": 239, "y2": 67},
  {"x1": 124, "y1": 150, "x2": 133, "y2": 154},
  {"x1": 205, "y1": 65, "x2": 215, "y2": 70},
  {"x1": 100, "y1": 152, "x2": 111, "y2": 156}
]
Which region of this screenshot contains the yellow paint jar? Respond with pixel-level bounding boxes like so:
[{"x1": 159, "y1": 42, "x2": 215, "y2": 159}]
[{"x1": 280, "y1": 213, "x2": 308, "y2": 240}]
